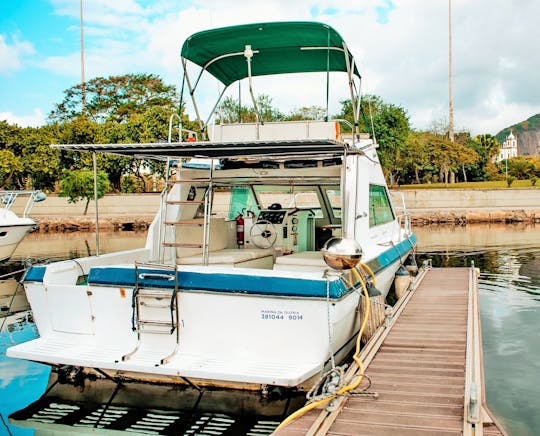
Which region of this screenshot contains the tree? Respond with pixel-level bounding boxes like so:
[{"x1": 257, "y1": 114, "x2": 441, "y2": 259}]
[
  {"x1": 463, "y1": 134, "x2": 501, "y2": 181},
  {"x1": 506, "y1": 157, "x2": 537, "y2": 179},
  {"x1": 0, "y1": 121, "x2": 24, "y2": 188},
  {"x1": 423, "y1": 133, "x2": 478, "y2": 185},
  {"x1": 286, "y1": 106, "x2": 327, "y2": 121},
  {"x1": 216, "y1": 94, "x2": 284, "y2": 123},
  {"x1": 0, "y1": 149, "x2": 23, "y2": 189},
  {"x1": 50, "y1": 74, "x2": 178, "y2": 123},
  {"x1": 18, "y1": 126, "x2": 61, "y2": 190},
  {"x1": 336, "y1": 95, "x2": 411, "y2": 185},
  {"x1": 402, "y1": 132, "x2": 431, "y2": 184},
  {"x1": 59, "y1": 170, "x2": 110, "y2": 215}
]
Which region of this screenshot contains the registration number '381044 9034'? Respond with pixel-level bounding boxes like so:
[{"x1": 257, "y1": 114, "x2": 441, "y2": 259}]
[{"x1": 260, "y1": 309, "x2": 304, "y2": 321}]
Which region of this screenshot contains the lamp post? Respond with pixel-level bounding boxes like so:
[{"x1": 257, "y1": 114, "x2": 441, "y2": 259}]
[
  {"x1": 448, "y1": 0, "x2": 454, "y2": 142},
  {"x1": 80, "y1": 0, "x2": 86, "y2": 112}
]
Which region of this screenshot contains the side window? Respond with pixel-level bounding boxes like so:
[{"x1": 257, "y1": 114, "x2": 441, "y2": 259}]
[
  {"x1": 325, "y1": 189, "x2": 342, "y2": 219},
  {"x1": 369, "y1": 185, "x2": 394, "y2": 227},
  {"x1": 228, "y1": 187, "x2": 259, "y2": 220}
]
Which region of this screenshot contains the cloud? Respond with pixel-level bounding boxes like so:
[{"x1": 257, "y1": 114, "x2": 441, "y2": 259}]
[
  {"x1": 0, "y1": 35, "x2": 35, "y2": 73},
  {"x1": 10, "y1": 0, "x2": 540, "y2": 134},
  {"x1": 0, "y1": 108, "x2": 46, "y2": 127}
]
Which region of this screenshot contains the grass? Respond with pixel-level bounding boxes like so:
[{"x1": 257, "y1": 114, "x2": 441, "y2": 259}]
[{"x1": 395, "y1": 180, "x2": 538, "y2": 190}]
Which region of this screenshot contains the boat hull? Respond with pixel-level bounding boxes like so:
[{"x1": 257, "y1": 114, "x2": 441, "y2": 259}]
[
  {"x1": 7, "y1": 240, "x2": 414, "y2": 390},
  {"x1": 0, "y1": 223, "x2": 36, "y2": 262}
]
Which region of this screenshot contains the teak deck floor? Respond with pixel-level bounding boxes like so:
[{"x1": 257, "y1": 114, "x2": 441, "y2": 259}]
[{"x1": 279, "y1": 267, "x2": 505, "y2": 435}]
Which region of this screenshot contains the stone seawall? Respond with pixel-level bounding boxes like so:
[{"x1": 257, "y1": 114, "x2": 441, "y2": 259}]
[
  {"x1": 408, "y1": 209, "x2": 540, "y2": 225},
  {"x1": 9, "y1": 189, "x2": 540, "y2": 232}
]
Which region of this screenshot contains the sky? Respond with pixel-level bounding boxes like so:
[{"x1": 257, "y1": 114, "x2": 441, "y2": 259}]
[{"x1": 1, "y1": 0, "x2": 539, "y2": 135}]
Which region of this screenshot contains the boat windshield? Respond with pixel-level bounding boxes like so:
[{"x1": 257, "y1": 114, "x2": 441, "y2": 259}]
[
  {"x1": 325, "y1": 188, "x2": 341, "y2": 219},
  {"x1": 226, "y1": 184, "x2": 342, "y2": 225},
  {"x1": 253, "y1": 186, "x2": 323, "y2": 217}
]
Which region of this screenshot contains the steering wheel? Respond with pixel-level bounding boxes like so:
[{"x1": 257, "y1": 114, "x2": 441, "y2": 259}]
[{"x1": 250, "y1": 220, "x2": 277, "y2": 249}]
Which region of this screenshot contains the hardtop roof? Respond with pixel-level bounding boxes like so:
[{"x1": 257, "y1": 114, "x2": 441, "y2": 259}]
[{"x1": 52, "y1": 139, "x2": 359, "y2": 161}]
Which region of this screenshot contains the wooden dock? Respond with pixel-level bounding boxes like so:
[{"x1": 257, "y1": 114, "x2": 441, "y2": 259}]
[{"x1": 278, "y1": 267, "x2": 506, "y2": 435}]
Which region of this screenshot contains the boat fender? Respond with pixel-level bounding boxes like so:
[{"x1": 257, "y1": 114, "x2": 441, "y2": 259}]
[
  {"x1": 34, "y1": 191, "x2": 47, "y2": 202},
  {"x1": 405, "y1": 254, "x2": 419, "y2": 275},
  {"x1": 394, "y1": 266, "x2": 412, "y2": 299},
  {"x1": 366, "y1": 282, "x2": 382, "y2": 297}
]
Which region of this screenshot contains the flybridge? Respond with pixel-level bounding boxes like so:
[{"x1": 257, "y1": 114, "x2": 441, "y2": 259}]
[{"x1": 179, "y1": 21, "x2": 363, "y2": 137}]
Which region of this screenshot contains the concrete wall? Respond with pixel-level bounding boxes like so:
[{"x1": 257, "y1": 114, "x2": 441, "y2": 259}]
[
  {"x1": 10, "y1": 194, "x2": 161, "y2": 217},
  {"x1": 8, "y1": 188, "x2": 540, "y2": 219},
  {"x1": 395, "y1": 188, "x2": 540, "y2": 210}
]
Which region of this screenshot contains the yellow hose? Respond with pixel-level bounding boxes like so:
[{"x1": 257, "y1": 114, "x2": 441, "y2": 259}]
[{"x1": 274, "y1": 266, "x2": 371, "y2": 432}]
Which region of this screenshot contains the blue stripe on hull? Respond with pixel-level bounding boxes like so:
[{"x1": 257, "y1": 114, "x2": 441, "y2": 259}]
[
  {"x1": 25, "y1": 234, "x2": 416, "y2": 299},
  {"x1": 369, "y1": 234, "x2": 416, "y2": 275},
  {"x1": 88, "y1": 267, "x2": 349, "y2": 299}
]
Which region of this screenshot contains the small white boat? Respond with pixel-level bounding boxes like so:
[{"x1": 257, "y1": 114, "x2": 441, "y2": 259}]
[
  {"x1": 8, "y1": 22, "x2": 416, "y2": 400},
  {"x1": 0, "y1": 190, "x2": 45, "y2": 262}
]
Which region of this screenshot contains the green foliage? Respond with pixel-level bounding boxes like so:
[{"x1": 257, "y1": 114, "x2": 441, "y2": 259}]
[
  {"x1": 0, "y1": 120, "x2": 62, "y2": 190},
  {"x1": 59, "y1": 170, "x2": 110, "y2": 215},
  {"x1": 2, "y1": 71, "x2": 537, "y2": 194},
  {"x1": 51, "y1": 79, "x2": 186, "y2": 190},
  {"x1": 506, "y1": 175, "x2": 516, "y2": 187},
  {"x1": 531, "y1": 176, "x2": 538, "y2": 187},
  {"x1": 462, "y1": 134, "x2": 502, "y2": 181},
  {"x1": 336, "y1": 95, "x2": 410, "y2": 184},
  {"x1": 121, "y1": 175, "x2": 145, "y2": 193},
  {"x1": 399, "y1": 179, "x2": 536, "y2": 189},
  {"x1": 0, "y1": 149, "x2": 23, "y2": 188},
  {"x1": 506, "y1": 156, "x2": 537, "y2": 179},
  {"x1": 286, "y1": 106, "x2": 327, "y2": 121},
  {"x1": 50, "y1": 73, "x2": 178, "y2": 123},
  {"x1": 217, "y1": 95, "x2": 284, "y2": 123}
]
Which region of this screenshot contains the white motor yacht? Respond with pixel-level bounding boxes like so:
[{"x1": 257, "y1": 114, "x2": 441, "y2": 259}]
[{"x1": 8, "y1": 22, "x2": 416, "y2": 418}]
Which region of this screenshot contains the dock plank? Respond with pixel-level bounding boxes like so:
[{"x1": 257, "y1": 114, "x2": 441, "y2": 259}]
[{"x1": 279, "y1": 268, "x2": 505, "y2": 435}]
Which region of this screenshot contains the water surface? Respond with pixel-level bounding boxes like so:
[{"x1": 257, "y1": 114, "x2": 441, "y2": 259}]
[
  {"x1": 415, "y1": 223, "x2": 540, "y2": 436},
  {"x1": 1, "y1": 225, "x2": 539, "y2": 435}
]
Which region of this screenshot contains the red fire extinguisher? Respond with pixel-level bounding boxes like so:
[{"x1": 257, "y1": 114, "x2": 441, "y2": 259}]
[{"x1": 235, "y1": 212, "x2": 245, "y2": 246}]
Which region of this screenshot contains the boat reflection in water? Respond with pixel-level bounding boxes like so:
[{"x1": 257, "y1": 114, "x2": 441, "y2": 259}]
[{"x1": 1, "y1": 224, "x2": 540, "y2": 435}]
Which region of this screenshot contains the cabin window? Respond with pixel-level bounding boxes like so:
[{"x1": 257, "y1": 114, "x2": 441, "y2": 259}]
[
  {"x1": 324, "y1": 189, "x2": 341, "y2": 219},
  {"x1": 253, "y1": 186, "x2": 323, "y2": 217},
  {"x1": 228, "y1": 187, "x2": 259, "y2": 220},
  {"x1": 369, "y1": 185, "x2": 394, "y2": 227}
]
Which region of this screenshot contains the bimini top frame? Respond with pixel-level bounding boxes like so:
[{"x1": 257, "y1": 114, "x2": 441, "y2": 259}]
[{"x1": 180, "y1": 21, "x2": 363, "y2": 135}]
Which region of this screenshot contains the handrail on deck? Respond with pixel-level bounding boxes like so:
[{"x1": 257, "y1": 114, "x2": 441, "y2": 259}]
[
  {"x1": 464, "y1": 264, "x2": 483, "y2": 435},
  {"x1": 1, "y1": 190, "x2": 46, "y2": 217},
  {"x1": 389, "y1": 190, "x2": 412, "y2": 236}
]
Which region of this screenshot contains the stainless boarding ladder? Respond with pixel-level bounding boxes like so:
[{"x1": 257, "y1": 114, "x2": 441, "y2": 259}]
[
  {"x1": 122, "y1": 262, "x2": 181, "y2": 365},
  {"x1": 159, "y1": 158, "x2": 214, "y2": 266}
]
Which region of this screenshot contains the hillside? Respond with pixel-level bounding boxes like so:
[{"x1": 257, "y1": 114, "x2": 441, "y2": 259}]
[{"x1": 496, "y1": 113, "x2": 540, "y2": 156}]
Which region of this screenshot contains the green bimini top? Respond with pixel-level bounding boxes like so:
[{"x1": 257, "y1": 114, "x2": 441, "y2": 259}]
[{"x1": 181, "y1": 21, "x2": 361, "y2": 86}]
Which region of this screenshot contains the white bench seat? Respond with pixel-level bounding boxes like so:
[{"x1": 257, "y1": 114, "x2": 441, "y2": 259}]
[
  {"x1": 273, "y1": 251, "x2": 327, "y2": 272},
  {"x1": 178, "y1": 248, "x2": 273, "y2": 267}
]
